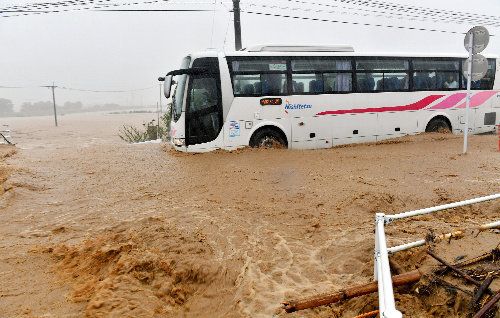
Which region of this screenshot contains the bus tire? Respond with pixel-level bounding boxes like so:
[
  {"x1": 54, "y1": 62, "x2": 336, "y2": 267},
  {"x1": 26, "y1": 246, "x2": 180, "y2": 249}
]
[
  {"x1": 426, "y1": 117, "x2": 451, "y2": 133},
  {"x1": 249, "y1": 127, "x2": 288, "y2": 148}
]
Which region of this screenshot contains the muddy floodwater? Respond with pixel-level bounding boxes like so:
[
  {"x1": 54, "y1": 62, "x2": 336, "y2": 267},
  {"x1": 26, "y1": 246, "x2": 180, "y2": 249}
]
[{"x1": 0, "y1": 112, "x2": 499, "y2": 318}]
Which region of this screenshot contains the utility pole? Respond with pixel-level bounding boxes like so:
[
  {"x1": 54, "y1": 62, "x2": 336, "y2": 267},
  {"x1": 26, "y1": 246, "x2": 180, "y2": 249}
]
[
  {"x1": 158, "y1": 83, "x2": 162, "y2": 114},
  {"x1": 156, "y1": 102, "x2": 160, "y2": 140},
  {"x1": 232, "y1": 0, "x2": 242, "y2": 50},
  {"x1": 41, "y1": 83, "x2": 58, "y2": 127}
]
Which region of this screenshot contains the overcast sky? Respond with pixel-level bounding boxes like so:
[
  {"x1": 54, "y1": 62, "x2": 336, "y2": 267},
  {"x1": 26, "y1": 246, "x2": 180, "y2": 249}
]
[{"x1": 1, "y1": 0, "x2": 499, "y2": 110}]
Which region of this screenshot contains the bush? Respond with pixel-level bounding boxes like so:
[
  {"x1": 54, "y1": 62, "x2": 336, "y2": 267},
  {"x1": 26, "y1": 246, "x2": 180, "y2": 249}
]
[{"x1": 118, "y1": 104, "x2": 172, "y2": 143}]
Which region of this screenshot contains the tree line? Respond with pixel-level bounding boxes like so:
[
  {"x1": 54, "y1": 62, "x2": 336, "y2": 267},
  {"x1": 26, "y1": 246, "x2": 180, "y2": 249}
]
[{"x1": 0, "y1": 98, "x2": 133, "y2": 117}]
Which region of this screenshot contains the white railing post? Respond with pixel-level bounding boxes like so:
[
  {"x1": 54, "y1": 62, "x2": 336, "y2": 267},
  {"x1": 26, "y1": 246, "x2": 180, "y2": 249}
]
[
  {"x1": 376, "y1": 193, "x2": 499, "y2": 317},
  {"x1": 375, "y1": 213, "x2": 403, "y2": 318},
  {"x1": 385, "y1": 193, "x2": 500, "y2": 223},
  {"x1": 374, "y1": 216, "x2": 379, "y2": 281}
]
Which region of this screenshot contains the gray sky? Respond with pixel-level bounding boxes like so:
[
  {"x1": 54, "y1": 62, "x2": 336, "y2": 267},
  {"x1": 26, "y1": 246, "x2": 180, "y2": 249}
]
[{"x1": 1, "y1": 0, "x2": 500, "y2": 109}]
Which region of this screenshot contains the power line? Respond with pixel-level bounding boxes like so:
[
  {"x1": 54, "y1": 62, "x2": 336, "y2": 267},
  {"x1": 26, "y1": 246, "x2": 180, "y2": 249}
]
[
  {"x1": 242, "y1": 10, "x2": 466, "y2": 35},
  {"x1": 243, "y1": 1, "x2": 500, "y2": 28},
  {"x1": 1, "y1": 0, "x2": 222, "y2": 17},
  {"x1": 1, "y1": 0, "x2": 225, "y2": 11},
  {"x1": 59, "y1": 85, "x2": 156, "y2": 92},
  {"x1": 0, "y1": 84, "x2": 155, "y2": 92},
  {"x1": 343, "y1": 0, "x2": 499, "y2": 22},
  {"x1": 1, "y1": 0, "x2": 162, "y2": 17},
  {"x1": 0, "y1": 85, "x2": 29, "y2": 88},
  {"x1": 274, "y1": 0, "x2": 500, "y2": 27},
  {"x1": 96, "y1": 9, "x2": 211, "y2": 11}
]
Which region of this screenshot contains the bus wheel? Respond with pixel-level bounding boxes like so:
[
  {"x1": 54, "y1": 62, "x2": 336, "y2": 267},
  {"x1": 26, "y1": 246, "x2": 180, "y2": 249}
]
[
  {"x1": 250, "y1": 128, "x2": 287, "y2": 148},
  {"x1": 426, "y1": 117, "x2": 451, "y2": 133}
]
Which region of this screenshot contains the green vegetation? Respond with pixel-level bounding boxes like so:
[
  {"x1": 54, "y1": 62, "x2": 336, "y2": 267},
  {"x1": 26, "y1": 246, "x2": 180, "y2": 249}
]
[{"x1": 118, "y1": 104, "x2": 172, "y2": 143}]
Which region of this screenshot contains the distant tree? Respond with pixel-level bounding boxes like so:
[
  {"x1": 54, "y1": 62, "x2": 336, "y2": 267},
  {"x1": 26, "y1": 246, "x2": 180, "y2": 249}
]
[
  {"x1": 19, "y1": 101, "x2": 53, "y2": 116},
  {"x1": 0, "y1": 98, "x2": 14, "y2": 116},
  {"x1": 101, "y1": 103, "x2": 121, "y2": 111},
  {"x1": 62, "y1": 101, "x2": 83, "y2": 114},
  {"x1": 86, "y1": 103, "x2": 122, "y2": 112}
]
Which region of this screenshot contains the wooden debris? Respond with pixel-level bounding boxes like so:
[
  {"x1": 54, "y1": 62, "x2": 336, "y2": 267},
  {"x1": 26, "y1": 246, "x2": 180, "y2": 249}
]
[
  {"x1": 454, "y1": 248, "x2": 499, "y2": 268},
  {"x1": 472, "y1": 290, "x2": 500, "y2": 318},
  {"x1": 282, "y1": 270, "x2": 421, "y2": 313},
  {"x1": 431, "y1": 275, "x2": 473, "y2": 296},
  {"x1": 427, "y1": 249, "x2": 482, "y2": 287},
  {"x1": 472, "y1": 275, "x2": 494, "y2": 307},
  {"x1": 389, "y1": 258, "x2": 404, "y2": 275},
  {"x1": 353, "y1": 310, "x2": 380, "y2": 318}
]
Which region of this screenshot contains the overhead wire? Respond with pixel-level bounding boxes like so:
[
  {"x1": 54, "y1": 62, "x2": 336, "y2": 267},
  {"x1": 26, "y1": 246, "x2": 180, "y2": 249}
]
[
  {"x1": 337, "y1": 0, "x2": 499, "y2": 22},
  {"x1": 274, "y1": 0, "x2": 500, "y2": 27},
  {"x1": 1, "y1": 0, "x2": 221, "y2": 17},
  {"x1": 0, "y1": 84, "x2": 156, "y2": 92},
  {"x1": 5, "y1": 0, "x2": 499, "y2": 31},
  {"x1": 241, "y1": 10, "x2": 466, "y2": 35},
  {"x1": 0, "y1": 85, "x2": 30, "y2": 88},
  {"x1": 59, "y1": 85, "x2": 156, "y2": 92},
  {"x1": 1, "y1": 0, "x2": 216, "y2": 11}
]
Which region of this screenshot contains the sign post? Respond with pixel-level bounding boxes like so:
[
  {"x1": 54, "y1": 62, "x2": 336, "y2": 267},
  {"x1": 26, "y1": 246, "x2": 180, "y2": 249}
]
[
  {"x1": 463, "y1": 34, "x2": 473, "y2": 154},
  {"x1": 462, "y1": 26, "x2": 489, "y2": 154}
]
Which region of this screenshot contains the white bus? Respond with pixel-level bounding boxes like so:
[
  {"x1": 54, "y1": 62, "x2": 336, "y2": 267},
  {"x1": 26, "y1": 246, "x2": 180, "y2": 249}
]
[{"x1": 160, "y1": 45, "x2": 499, "y2": 152}]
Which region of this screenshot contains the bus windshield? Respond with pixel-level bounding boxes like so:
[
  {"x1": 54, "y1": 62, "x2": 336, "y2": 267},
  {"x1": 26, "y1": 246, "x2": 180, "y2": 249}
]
[{"x1": 172, "y1": 56, "x2": 191, "y2": 122}]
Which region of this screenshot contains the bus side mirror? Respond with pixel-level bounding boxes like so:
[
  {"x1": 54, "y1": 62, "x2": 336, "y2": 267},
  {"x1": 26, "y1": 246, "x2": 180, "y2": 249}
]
[{"x1": 163, "y1": 75, "x2": 172, "y2": 98}]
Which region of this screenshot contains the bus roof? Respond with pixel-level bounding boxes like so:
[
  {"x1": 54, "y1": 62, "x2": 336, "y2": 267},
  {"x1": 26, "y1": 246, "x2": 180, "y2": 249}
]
[
  {"x1": 187, "y1": 48, "x2": 499, "y2": 61},
  {"x1": 244, "y1": 45, "x2": 355, "y2": 52},
  {"x1": 225, "y1": 51, "x2": 499, "y2": 59}
]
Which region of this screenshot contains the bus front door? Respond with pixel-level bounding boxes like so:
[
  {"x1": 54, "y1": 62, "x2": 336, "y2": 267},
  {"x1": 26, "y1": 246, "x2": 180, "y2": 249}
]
[{"x1": 185, "y1": 72, "x2": 223, "y2": 147}]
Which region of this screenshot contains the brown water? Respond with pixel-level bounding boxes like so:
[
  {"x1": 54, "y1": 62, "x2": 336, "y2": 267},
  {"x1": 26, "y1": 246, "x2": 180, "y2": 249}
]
[{"x1": 0, "y1": 112, "x2": 498, "y2": 317}]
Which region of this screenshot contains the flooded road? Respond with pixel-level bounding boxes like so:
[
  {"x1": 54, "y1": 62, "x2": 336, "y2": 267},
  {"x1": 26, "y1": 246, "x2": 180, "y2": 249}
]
[{"x1": 0, "y1": 113, "x2": 499, "y2": 317}]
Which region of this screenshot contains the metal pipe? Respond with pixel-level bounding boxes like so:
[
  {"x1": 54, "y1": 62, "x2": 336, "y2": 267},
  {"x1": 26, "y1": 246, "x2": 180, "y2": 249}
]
[
  {"x1": 387, "y1": 240, "x2": 426, "y2": 254},
  {"x1": 375, "y1": 214, "x2": 403, "y2": 318},
  {"x1": 388, "y1": 220, "x2": 499, "y2": 254},
  {"x1": 386, "y1": 193, "x2": 500, "y2": 223}
]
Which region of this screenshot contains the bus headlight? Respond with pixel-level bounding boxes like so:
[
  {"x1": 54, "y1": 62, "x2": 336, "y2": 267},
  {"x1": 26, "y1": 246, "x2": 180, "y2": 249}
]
[{"x1": 173, "y1": 138, "x2": 185, "y2": 147}]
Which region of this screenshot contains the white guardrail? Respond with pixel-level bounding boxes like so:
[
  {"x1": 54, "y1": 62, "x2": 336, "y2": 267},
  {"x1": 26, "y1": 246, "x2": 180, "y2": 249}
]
[
  {"x1": 0, "y1": 124, "x2": 12, "y2": 144},
  {"x1": 374, "y1": 193, "x2": 500, "y2": 318}
]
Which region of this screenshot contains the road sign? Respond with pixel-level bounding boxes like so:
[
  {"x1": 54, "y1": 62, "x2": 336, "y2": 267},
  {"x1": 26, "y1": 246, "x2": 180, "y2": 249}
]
[
  {"x1": 462, "y1": 53, "x2": 488, "y2": 81},
  {"x1": 464, "y1": 26, "x2": 489, "y2": 54},
  {"x1": 462, "y1": 26, "x2": 489, "y2": 155}
]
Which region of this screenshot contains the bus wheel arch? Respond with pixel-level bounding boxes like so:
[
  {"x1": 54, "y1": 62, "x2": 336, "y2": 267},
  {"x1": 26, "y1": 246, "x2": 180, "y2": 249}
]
[
  {"x1": 425, "y1": 115, "x2": 452, "y2": 133},
  {"x1": 249, "y1": 125, "x2": 288, "y2": 148}
]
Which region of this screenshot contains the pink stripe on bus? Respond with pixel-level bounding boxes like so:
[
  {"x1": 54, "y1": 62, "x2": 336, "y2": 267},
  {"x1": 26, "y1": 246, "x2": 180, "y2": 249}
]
[
  {"x1": 429, "y1": 93, "x2": 467, "y2": 110},
  {"x1": 315, "y1": 95, "x2": 444, "y2": 116},
  {"x1": 455, "y1": 91, "x2": 498, "y2": 109}
]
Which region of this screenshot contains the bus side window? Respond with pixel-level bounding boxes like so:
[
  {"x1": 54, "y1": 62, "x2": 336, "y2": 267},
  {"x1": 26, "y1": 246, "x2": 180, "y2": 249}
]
[
  {"x1": 229, "y1": 59, "x2": 288, "y2": 96},
  {"x1": 357, "y1": 73, "x2": 375, "y2": 92},
  {"x1": 291, "y1": 58, "x2": 353, "y2": 94},
  {"x1": 412, "y1": 59, "x2": 459, "y2": 91},
  {"x1": 460, "y1": 59, "x2": 496, "y2": 90},
  {"x1": 355, "y1": 59, "x2": 409, "y2": 92},
  {"x1": 233, "y1": 74, "x2": 262, "y2": 96},
  {"x1": 261, "y1": 74, "x2": 287, "y2": 95}
]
